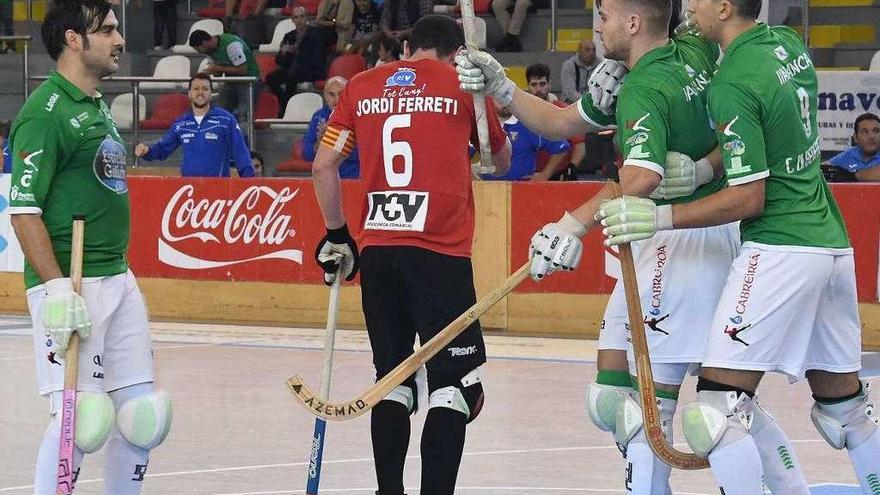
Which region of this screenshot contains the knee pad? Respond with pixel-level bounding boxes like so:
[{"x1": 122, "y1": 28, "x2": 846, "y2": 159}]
[
  {"x1": 811, "y1": 381, "x2": 879, "y2": 450},
  {"x1": 613, "y1": 391, "x2": 676, "y2": 449},
  {"x1": 116, "y1": 389, "x2": 173, "y2": 450},
  {"x1": 428, "y1": 368, "x2": 484, "y2": 423},
  {"x1": 682, "y1": 389, "x2": 753, "y2": 458},
  {"x1": 384, "y1": 384, "x2": 416, "y2": 414},
  {"x1": 586, "y1": 382, "x2": 629, "y2": 433},
  {"x1": 75, "y1": 392, "x2": 115, "y2": 454}
]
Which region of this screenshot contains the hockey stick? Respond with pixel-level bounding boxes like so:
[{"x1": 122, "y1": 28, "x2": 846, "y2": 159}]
[
  {"x1": 305, "y1": 255, "x2": 343, "y2": 495},
  {"x1": 56, "y1": 215, "x2": 85, "y2": 494},
  {"x1": 287, "y1": 262, "x2": 530, "y2": 421},
  {"x1": 460, "y1": 0, "x2": 494, "y2": 176},
  {"x1": 608, "y1": 181, "x2": 709, "y2": 470}
]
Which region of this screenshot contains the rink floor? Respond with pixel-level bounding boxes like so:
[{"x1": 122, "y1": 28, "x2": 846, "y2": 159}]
[{"x1": 1, "y1": 315, "x2": 878, "y2": 495}]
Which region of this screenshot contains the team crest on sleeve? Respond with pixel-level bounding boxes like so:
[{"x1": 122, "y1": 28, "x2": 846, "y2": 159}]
[
  {"x1": 774, "y1": 46, "x2": 789, "y2": 61},
  {"x1": 386, "y1": 68, "x2": 417, "y2": 87},
  {"x1": 93, "y1": 136, "x2": 128, "y2": 194}
]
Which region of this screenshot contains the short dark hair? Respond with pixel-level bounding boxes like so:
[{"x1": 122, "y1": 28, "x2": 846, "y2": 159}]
[
  {"x1": 376, "y1": 33, "x2": 402, "y2": 60},
  {"x1": 409, "y1": 14, "x2": 464, "y2": 57},
  {"x1": 854, "y1": 112, "x2": 880, "y2": 133},
  {"x1": 730, "y1": 0, "x2": 762, "y2": 20},
  {"x1": 526, "y1": 63, "x2": 551, "y2": 82},
  {"x1": 629, "y1": 0, "x2": 672, "y2": 36},
  {"x1": 41, "y1": 0, "x2": 113, "y2": 61},
  {"x1": 189, "y1": 72, "x2": 213, "y2": 90},
  {"x1": 668, "y1": 0, "x2": 681, "y2": 37},
  {"x1": 250, "y1": 150, "x2": 264, "y2": 164},
  {"x1": 189, "y1": 29, "x2": 213, "y2": 50}
]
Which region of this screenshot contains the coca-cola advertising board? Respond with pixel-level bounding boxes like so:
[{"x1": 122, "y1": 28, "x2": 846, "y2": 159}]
[{"x1": 128, "y1": 177, "x2": 364, "y2": 283}]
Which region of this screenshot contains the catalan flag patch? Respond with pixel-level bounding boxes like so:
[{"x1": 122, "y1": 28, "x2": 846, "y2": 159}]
[{"x1": 320, "y1": 125, "x2": 355, "y2": 157}]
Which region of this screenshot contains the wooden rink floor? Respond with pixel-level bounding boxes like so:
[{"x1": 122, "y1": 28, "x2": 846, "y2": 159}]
[{"x1": 1, "y1": 315, "x2": 879, "y2": 495}]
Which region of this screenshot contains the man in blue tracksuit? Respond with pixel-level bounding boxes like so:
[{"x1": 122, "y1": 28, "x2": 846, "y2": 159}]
[
  {"x1": 135, "y1": 73, "x2": 255, "y2": 177},
  {"x1": 301, "y1": 76, "x2": 360, "y2": 179},
  {"x1": 481, "y1": 106, "x2": 569, "y2": 181}
]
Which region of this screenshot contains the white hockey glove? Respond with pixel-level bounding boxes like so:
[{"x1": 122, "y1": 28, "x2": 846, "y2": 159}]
[
  {"x1": 455, "y1": 49, "x2": 517, "y2": 108},
  {"x1": 528, "y1": 212, "x2": 586, "y2": 281},
  {"x1": 588, "y1": 59, "x2": 627, "y2": 116},
  {"x1": 41, "y1": 278, "x2": 91, "y2": 358},
  {"x1": 650, "y1": 152, "x2": 714, "y2": 200},
  {"x1": 595, "y1": 197, "x2": 672, "y2": 246},
  {"x1": 315, "y1": 224, "x2": 360, "y2": 286}
]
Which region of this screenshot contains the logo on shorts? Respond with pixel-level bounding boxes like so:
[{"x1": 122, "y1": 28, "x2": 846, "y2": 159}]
[
  {"x1": 729, "y1": 315, "x2": 742, "y2": 325},
  {"x1": 650, "y1": 245, "x2": 667, "y2": 312},
  {"x1": 47, "y1": 351, "x2": 61, "y2": 366},
  {"x1": 643, "y1": 313, "x2": 671, "y2": 335},
  {"x1": 449, "y1": 345, "x2": 478, "y2": 357},
  {"x1": 386, "y1": 67, "x2": 417, "y2": 87},
  {"x1": 365, "y1": 191, "x2": 429, "y2": 232},
  {"x1": 724, "y1": 323, "x2": 752, "y2": 346},
  {"x1": 736, "y1": 254, "x2": 760, "y2": 315}
]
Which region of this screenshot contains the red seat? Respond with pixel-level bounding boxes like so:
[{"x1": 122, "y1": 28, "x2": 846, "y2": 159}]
[
  {"x1": 256, "y1": 54, "x2": 277, "y2": 83},
  {"x1": 254, "y1": 91, "x2": 280, "y2": 128},
  {"x1": 197, "y1": 0, "x2": 226, "y2": 18},
  {"x1": 281, "y1": 0, "x2": 320, "y2": 16},
  {"x1": 327, "y1": 53, "x2": 366, "y2": 81},
  {"x1": 474, "y1": 0, "x2": 490, "y2": 13},
  {"x1": 141, "y1": 94, "x2": 190, "y2": 130},
  {"x1": 276, "y1": 137, "x2": 312, "y2": 173}
]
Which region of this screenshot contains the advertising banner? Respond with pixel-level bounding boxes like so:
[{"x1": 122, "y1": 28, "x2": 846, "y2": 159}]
[
  {"x1": 817, "y1": 71, "x2": 880, "y2": 151},
  {"x1": 0, "y1": 174, "x2": 24, "y2": 273}
]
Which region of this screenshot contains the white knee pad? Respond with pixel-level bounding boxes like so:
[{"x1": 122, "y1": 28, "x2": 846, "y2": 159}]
[
  {"x1": 811, "y1": 381, "x2": 879, "y2": 450},
  {"x1": 682, "y1": 390, "x2": 753, "y2": 458},
  {"x1": 116, "y1": 389, "x2": 173, "y2": 450},
  {"x1": 586, "y1": 382, "x2": 629, "y2": 433},
  {"x1": 75, "y1": 392, "x2": 116, "y2": 454},
  {"x1": 385, "y1": 384, "x2": 416, "y2": 412},
  {"x1": 428, "y1": 368, "x2": 484, "y2": 422},
  {"x1": 613, "y1": 392, "x2": 676, "y2": 448}
]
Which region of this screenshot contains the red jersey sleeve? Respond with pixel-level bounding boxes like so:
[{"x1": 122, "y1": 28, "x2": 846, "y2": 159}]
[{"x1": 322, "y1": 85, "x2": 357, "y2": 156}]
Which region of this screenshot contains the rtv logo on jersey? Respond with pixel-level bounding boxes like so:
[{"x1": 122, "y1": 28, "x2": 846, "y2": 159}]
[
  {"x1": 365, "y1": 191, "x2": 429, "y2": 232},
  {"x1": 385, "y1": 68, "x2": 417, "y2": 87}
]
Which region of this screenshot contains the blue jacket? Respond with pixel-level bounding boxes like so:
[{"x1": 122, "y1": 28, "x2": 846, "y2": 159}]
[
  {"x1": 828, "y1": 145, "x2": 880, "y2": 174},
  {"x1": 302, "y1": 106, "x2": 360, "y2": 179},
  {"x1": 142, "y1": 106, "x2": 255, "y2": 178},
  {"x1": 482, "y1": 116, "x2": 569, "y2": 181}
]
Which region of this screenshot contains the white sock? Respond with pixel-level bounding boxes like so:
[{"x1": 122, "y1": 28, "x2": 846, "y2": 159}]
[
  {"x1": 625, "y1": 430, "x2": 672, "y2": 495},
  {"x1": 708, "y1": 425, "x2": 765, "y2": 495},
  {"x1": 34, "y1": 393, "x2": 85, "y2": 495},
  {"x1": 103, "y1": 383, "x2": 153, "y2": 495},
  {"x1": 750, "y1": 403, "x2": 809, "y2": 494},
  {"x1": 848, "y1": 427, "x2": 880, "y2": 493}
]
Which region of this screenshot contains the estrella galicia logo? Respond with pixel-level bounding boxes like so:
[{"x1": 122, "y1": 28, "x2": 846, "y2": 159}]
[
  {"x1": 649, "y1": 308, "x2": 660, "y2": 316},
  {"x1": 93, "y1": 136, "x2": 127, "y2": 194},
  {"x1": 729, "y1": 315, "x2": 742, "y2": 325},
  {"x1": 386, "y1": 68, "x2": 417, "y2": 87}
]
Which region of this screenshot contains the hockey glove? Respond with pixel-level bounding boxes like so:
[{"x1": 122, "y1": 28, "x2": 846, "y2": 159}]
[
  {"x1": 588, "y1": 59, "x2": 627, "y2": 117},
  {"x1": 315, "y1": 224, "x2": 360, "y2": 286},
  {"x1": 42, "y1": 277, "x2": 91, "y2": 358},
  {"x1": 528, "y1": 212, "x2": 586, "y2": 281},
  {"x1": 650, "y1": 152, "x2": 714, "y2": 200},
  {"x1": 595, "y1": 197, "x2": 673, "y2": 246},
  {"x1": 455, "y1": 49, "x2": 517, "y2": 107}
]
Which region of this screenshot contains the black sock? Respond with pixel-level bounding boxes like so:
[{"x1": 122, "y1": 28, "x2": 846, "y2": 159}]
[
  {"x1": 696, "y1": 376, "x2": 755, "y2": 398},
  {"x1": 419, "y1": 408, "x2": 468, "y2": 495},
  {"x1": 371, "y1": 400, "x2": 411, "y2": 495}
]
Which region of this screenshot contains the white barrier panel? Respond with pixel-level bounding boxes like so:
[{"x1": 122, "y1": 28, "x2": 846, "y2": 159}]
[
  {"x1": 0, "y1": 174, "x2": 25, "y2": 273},
  {"x1": 817, "y1": 71, "x2": 880, "y2": 151}
]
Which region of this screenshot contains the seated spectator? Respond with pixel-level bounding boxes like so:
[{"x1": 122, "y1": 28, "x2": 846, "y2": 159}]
[
  {"x1": 316, "y1": 0, "x2": 355, "y2": 53},
  {"x1": 525, "y1": 63, "x2": 585, "y2": 180},
  {"x1": 825, "y1": 112, "x2": 880, "y2": 182},
  {"x1": 351, "y1": 0, "x2": 381, "y2": 54},
  {"x1": 482, "y1": 102, "x2": 569, "y2": 181},
  {"x1": 302, "y1": 76, "x2": 360, "y2": 178},
  {"x1": 251, "y1": 151, "x2": 265, "y2": 177},
  {"x1": 134, "y1": 73, "x2": 255, "y2": 178},
  {"x1": 373, "y1": 33, "x2": 402, "y2": 66},
  {"x1": 380, "y1": 0, "x2": 431, "y2": 41},
  {"x1": 189, "y1": 30, "x2": 262, "y2": 122},
  {"x1": 265, "y1": 7, "x2": 327, "y2": 109},
  {"x1": 560, "y1": 39, "x2": 598, "y2": 104},
  {"x1": 492, "y1": 0, "x2": 547, "y2": 52}
]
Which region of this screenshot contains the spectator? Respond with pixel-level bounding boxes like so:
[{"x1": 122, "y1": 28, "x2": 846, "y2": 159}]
[
  {"x1": 492, "y1": 0, "x2": 546, "y2": 52},
  {"x1": 316, "y1": 0, "x2": 355, "y2": 53},
  {"x1": 525, "y1": 63, "x2": 585, "y2": 180},
  {"x1": 224, "y1": 0, "x2": 280, "y2": 22},
  {"x1": 151, "y1": 0, "x2": 178, "y2": 50},
  {"x1": 1, "y1": 120, "x2": 10, "y2": 173},
  {"x1": 560, "y1": 39, "x2": 598, "y2": 104},
  {"x1": 134, "y1": 73, "x2": 255, "y2": 177},
  {"x1": 302, "y1": 76, "x2": 360, "y2": 178},
  {"x1": 481, "y1": 103, "x2": 569, "y2": 181},
  {"x1": 250, "y1": 150, "x2": 265, "y2": 176},
  {"x1": 265, "y1": 7, "x2": 326, "y2": 109},
  {"x1": 189, "y1": 29, "x2": 262, "y2": 122},
  {"x1": 379, "y1": 0, "x2": 431, "y2": 41},
  {"x1": 373, "y1": 33, "x2": 402, "y2": 66},
  {"x1": 825, "y1": 112, "x2": 880, "y2": 182},
  {"x1": 0, "y1": 0, "x2": 13, "y2": 54},
  {"x1": 351, "y1": 0, "x2": 381, "y2": 54}
]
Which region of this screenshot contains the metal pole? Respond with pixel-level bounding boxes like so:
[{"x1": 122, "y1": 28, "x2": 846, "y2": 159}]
[
  {"x1": 247, "y1": 80, "x2": 254, "y2": 147},
  {"x1": 801, "y1": 0, "x2": 810, "y2": 49},
  {"x1": 188, "y1": 0, "x2": 192, "y2": 13},
  {"x1": 23, "y1": 39, "x2": 29, "y2": 99},
  {"x1": 133, "y1": 82, "x2": 140, "y2": 167},
  {"x1": 120, "y1": 0, "x2": 127, "y2": 52},
  {"x1": 27, "y1": 0, "x2": 32, "y2": 20},
  {"x1": 550, "y1": 0, "x2": 557, "y2": 52}
]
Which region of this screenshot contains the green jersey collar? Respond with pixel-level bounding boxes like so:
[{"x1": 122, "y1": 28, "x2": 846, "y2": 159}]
[
  {"x1": 48, "y1": 71, "x2": 103, "y2": 102},
  {"x1": 725, "y1": 23, "x2": 768, "y2": 60},
  {"x1": 631, "y1": 40, "x2": 675, "y2": 72}
]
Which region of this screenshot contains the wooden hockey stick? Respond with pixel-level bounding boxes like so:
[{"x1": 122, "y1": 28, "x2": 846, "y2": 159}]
[
  {"x1": 56, "y1": 215, "x2": 85, "y2": 494},
  {"x1": 460, "y1": 0, "x2": 494, "y2": 176},
  {"x1": 305, "y1": 257, "x2": 342, "y2": 495},
  {"x1": 609, "y1": 181, "x2": 708, "y2": 470},
  {"x1": 287, "y1": 262, "x2": 530, "y2": 421}
]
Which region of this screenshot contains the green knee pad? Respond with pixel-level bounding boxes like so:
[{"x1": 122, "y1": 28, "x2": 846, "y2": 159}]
[
  {"x1": 75, "y1": 392, "x2": 115, "y2": 454},
  {"x1": 116, "y1": 390, "x2": 173, "y2": 450}
]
